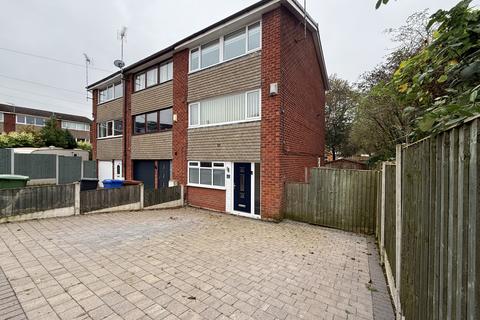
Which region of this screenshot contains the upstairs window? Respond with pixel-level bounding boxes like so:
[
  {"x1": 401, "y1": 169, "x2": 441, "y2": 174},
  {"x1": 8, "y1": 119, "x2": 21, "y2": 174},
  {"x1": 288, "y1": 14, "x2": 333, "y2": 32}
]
[
  {"x1": 189, "y1": 89, "x2": 261, "y2": 128},
  {"x1": 146, "y1": 68, "x2": 158, "y2": 87},
  {"x1": 247, "y1": 22, "x2": 261, "y2": 51},
  {"x1": 98, "y1": 120, "x2": 122, "y2": 138},
  {"x1": 135, "y1": 73, "x2": 146, "y2": 91},
  {"x1": 189, "y1": 21, "x2": 261, "y2": 72},
  {"x1": 135, "y1": 60, "x2": 173, "y2": 92},
  {"x1": 160, "y1": 61, "x2": 173, "y2": 83},
  {"x1": 201, "y1": 40, "x2": 220, "y2": 69},
  {"x1": 99, "y1": 82, "x2": 123, "y2": 103},
  {"x1": 62, "y1": 121, "x2": 90, "y2": 131},
  {"x1": 224, "y1": 28, "x2": 246, "y2": 61},
  {"x1": 134, "y1": 107, "x2": 173, "y2": 135},
  {"x1": 16, "y1": 115, "x2": 47, "y2": 127}
]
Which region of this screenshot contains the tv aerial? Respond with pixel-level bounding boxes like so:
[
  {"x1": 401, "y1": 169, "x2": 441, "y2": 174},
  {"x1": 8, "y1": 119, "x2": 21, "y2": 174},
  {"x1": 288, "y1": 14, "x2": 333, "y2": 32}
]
[{"x1": 115, "y1": 26, "x2": 127, "y2": 71}]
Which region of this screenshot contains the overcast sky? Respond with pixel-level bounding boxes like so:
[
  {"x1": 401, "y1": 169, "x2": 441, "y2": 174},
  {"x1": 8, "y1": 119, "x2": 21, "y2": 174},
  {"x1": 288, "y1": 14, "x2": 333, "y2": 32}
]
[{"x1": 0, "y1": 0, "x2": 477, "y2": 118}]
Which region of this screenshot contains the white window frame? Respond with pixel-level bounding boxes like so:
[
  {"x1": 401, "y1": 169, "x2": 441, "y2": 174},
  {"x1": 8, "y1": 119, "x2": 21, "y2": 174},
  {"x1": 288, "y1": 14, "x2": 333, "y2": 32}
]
[
  {"x1": 189, "y1": 20, "x2": 262, "y2": 73},
  {"x1": 159, "y1": 61, "x2": 173, "y2": 83},
  {"x1": 62, "y1": 121, "x2": 91, "y2": 132},
  {"x1": 0, "y1": 113, "x2": 3, "y2": 122},
  {"x1": 97, "y1": 120, "x2": 123, "y2": 139},
  {"x1": 15, "y1": 114, "x2": 47, "y2": 127},
  {"x1": 187, "y1": 161, "x2": 227, "y2": 190},
  {"x1": 188, "y1": 89, "x2": 261, "y2": 129},
  {"x1": 99, "y1": 82, "x2": 123, "y2": 104}
]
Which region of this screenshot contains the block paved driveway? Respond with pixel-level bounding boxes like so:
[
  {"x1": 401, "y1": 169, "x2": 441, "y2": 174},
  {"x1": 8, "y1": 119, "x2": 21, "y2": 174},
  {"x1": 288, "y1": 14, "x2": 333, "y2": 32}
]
[{"x1": 0, "y1": 208, "x2": 394, "y2": 320}]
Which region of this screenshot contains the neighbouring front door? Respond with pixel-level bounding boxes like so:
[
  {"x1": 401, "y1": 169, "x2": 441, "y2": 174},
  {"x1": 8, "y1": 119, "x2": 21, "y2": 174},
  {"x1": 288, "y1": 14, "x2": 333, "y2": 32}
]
[
  {"x1": 234, "y1": 163, "x2": 251, "y2": 213},
  {"x1": 157, "y1": 160, "x2": 171, "y2": 188},
  {"x1": 133, "y1": 161, "x2": 155, "y2": 189},
  {"x1": 114, "y1": 160, "x2": 123, "y2": 180},
  {"x1": 98, "y1": 161, "x2": 113, "y2": 187}
]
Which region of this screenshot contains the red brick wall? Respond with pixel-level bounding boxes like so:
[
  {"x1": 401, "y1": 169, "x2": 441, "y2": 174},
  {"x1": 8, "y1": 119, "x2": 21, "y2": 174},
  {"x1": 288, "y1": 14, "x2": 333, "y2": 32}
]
[
  {"x1": 124, "y1": 75, "x2": 133, "y2": 180},
  {"x1": 260, "y1": 7, "x2": 326, "y2": 221},
  {"x1": 188, "y1": 187, "x2": 226, "y2": 212},
  {"x1": 260, "y1": 8, "x2": 284, "y2": 221},
  {"x1": 280, "y1": 7, "x2": 326, "y2": 184},
  {"x1": 3, "y1": 113, "x2": 15, "y2": 133},
  {"x1": 91, "y1": 89, "x2": 98, "y2": 161},
  {"x1": 172, "y1": 49, "x2": 189, "y2": 186}
]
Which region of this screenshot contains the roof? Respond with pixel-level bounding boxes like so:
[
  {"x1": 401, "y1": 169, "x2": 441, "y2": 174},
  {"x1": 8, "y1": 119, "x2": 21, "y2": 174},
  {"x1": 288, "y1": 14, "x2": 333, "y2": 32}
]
[
  {"x1": 0, "y1": 104, "x2": 91, "y2": 123},
  {"x1": 87, "y1": 0, "x2": 329, "y2": 90}
]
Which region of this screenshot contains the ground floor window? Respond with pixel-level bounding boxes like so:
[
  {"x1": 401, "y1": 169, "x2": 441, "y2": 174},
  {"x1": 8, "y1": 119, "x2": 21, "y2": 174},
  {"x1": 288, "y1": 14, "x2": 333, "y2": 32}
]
[{"x1": 188, "y1": 161, "x2": 225, "y2": 188}]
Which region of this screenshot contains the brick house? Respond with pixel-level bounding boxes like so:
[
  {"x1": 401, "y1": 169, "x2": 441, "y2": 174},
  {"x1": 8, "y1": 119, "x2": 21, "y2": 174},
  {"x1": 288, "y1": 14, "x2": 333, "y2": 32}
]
[
  {"x1": 87, "y1": 0, "x2": 328, "y2": 220},
  {"x1": 0, "y1": 103, "x2": 91, "y2": 142}
]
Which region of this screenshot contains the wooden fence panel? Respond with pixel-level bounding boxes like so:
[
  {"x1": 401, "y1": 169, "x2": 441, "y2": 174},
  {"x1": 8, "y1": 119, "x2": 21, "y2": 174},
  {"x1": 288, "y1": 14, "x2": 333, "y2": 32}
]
[
  {"x1": 397, "y1": 118, "x2": 479, "y2": 320},
  {"x1": 80, "y1": 185, "x2": 140, "y2": 213},
  {"x1": 144, "y1": 186, "x2": 181, "y2": 208},
  {"x1": 284, "y1": 168, "x2": 380, "y2": 234},
  {"x1": 0, "y1": 184, "x2": 75, "y2": 218}
]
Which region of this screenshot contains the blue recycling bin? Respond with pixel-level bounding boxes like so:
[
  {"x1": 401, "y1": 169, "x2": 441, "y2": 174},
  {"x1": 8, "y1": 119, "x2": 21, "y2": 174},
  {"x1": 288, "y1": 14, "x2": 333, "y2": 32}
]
[{"x1": 102, "y1": 179, "x2": 124, "y2": 189}]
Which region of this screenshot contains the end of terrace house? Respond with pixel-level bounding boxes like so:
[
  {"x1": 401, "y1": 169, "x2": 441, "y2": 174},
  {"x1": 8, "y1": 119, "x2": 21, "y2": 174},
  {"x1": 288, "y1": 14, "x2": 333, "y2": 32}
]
[{"x1": 87, "y1": 0, "x2": 329, "y2": 221}]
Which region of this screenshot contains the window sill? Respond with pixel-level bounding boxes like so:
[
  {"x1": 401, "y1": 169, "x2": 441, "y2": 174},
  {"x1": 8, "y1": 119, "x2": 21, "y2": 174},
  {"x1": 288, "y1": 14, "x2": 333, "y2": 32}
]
[
  {"x1": 189, "y1": 118, "x2": 260, "y2": 130},
  {"x1": 132, "y1": 129, "x2": 172, "y2": 136},
  {"x1": 97, "y1": 136, "x2": 123, "y2": 141},
  {"x1": 187, "y1": 183, "x2": 226, "y2": 191}
]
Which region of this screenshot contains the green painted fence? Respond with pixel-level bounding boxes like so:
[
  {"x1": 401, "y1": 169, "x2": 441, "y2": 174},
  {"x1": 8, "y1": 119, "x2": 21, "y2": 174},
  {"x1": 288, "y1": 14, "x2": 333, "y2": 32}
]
[
  {"x1": 0, "y1": 149, "x2": 11, "y2": 174},
  {"x1": 14, "y1": 154, "x2": 56, "y2": 179},
  {"x1": 284, "y1": 168, "x2": 380, "y2": 235},
  {"x1": 58, "y1": 156, "x2": 82, "y2": 184},
  {"x1": 83, "y1": 161, "x2": 97, "y2": 179}
]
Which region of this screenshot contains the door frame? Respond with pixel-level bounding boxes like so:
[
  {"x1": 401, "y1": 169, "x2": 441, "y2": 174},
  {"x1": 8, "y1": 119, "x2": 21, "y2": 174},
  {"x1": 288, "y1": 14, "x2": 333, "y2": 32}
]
[{"x1": 228, "y1": 162, "x2": 259, "y2": 219}]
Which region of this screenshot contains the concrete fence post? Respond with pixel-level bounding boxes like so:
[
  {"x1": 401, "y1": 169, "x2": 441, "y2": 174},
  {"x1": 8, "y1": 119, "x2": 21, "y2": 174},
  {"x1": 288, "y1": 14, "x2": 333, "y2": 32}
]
[
  {"x1": 74, "y1": 182, "x2": 81, "y2": 215},
  {"x1": 139, "y1": 183, "x2": 144, "y2": 210},
  {"x1": 10, "y1": 149, "x2": 14, "y2": 175},
  {"x1": 181, "y1": 185, "x2": 185, "y2": 206},
  {"x1": 55, "y1": 155, "x2": 60, "y2": 185}
]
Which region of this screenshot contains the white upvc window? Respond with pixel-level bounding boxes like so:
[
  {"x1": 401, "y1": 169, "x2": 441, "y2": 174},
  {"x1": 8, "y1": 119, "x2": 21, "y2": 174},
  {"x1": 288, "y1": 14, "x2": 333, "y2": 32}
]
[
  {"x1": 188, "y1": 161, "x2": 226, "y2": 189},
  {"x1": 189, "y1": 89, "x2": 261, "y2": 128},
  {"x1": 97, "y1": 120, "x2": 122, "y2": 139},
  {"x1": 16, "y1": 115, "x2": 46, "y2": 126},
  {"x1": 189, "y1": 21, "x2": 262, "y2": 73},
  {"x1": 62, "y1": 121, "x2": 91, "y2": 132},
  {"x1": 0, "y1": 113, "x2": 3, "y2": 122},
  {"x1": 99, "y1": 82, "x2": 123, "y2": 103},
  {"x1": 160, "y1": 61, "x2": 173, "y2": 83}
]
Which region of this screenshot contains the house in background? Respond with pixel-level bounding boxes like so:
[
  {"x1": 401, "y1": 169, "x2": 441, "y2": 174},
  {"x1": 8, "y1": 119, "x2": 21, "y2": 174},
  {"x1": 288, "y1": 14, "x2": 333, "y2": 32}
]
[
  {"x1": 0, "y1": 103, "x2": 92, "y2": 142},
  {"x1": 87, "y1": 0, "x2": 328, "y2": 221}
]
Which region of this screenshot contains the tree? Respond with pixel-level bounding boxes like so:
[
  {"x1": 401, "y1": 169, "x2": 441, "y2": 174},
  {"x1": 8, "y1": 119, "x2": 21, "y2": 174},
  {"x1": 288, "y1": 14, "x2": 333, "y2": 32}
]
[
  {"x1": 351, "y1": 10, "x2": 431, "y2": 161},
  {"x1": 325, "y1": 75, "x2": 359, "y2": 160},
  {"x1": 40, "y1": 116, "x2": 78, "y2": 149},
  {"x1": 392, "y1": 0, "x2": 480, "y2": 137}
]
